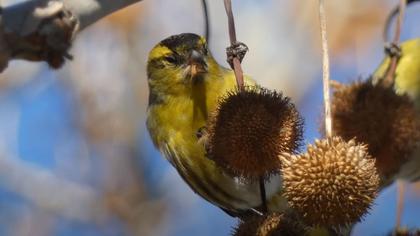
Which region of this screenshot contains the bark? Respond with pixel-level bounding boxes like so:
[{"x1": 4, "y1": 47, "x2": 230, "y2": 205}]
[{"x1": 0, "y1": 0, "x2": 142, "y2": 72}]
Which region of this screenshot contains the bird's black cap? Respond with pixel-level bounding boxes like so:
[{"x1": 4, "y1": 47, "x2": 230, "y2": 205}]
[{"x1": 160, "y1": 33, "x2": 202, "y2": 51}]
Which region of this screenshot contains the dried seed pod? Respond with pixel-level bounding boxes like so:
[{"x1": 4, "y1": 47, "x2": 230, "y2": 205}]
[
  {"x1": 232, "y1": 212, "x2": 306, "y2": 236},
  {"x1": 391, "y1": 228, "x2": 420, "y2": 236},
  {"x1": 331, "y1": 80, "x2": 420, "y2": 179},
  {"x1": 205, "y1": 86, "x2": 303, "y2": 181},
  {"x1": 281, "y1": 137, "x2": 379, "y2": 228}
]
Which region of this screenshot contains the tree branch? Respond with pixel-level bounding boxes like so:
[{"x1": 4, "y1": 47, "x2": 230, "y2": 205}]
[
  {"x1": 64, "y1": 0, "x2": 143, "y2": 30},
  {"x1": 0, "y1": 0, "x2": 142, "y2": 72}
]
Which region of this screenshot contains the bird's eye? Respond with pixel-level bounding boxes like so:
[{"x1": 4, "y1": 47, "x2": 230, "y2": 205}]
[{"x1": 164, "y1": 55, "x2": 177, "y2": 64}]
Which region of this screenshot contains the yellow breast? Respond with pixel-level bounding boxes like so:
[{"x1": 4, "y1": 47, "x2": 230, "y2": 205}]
[{"x1": 146, "y1": 68, "x2": 274, "y2": 211}]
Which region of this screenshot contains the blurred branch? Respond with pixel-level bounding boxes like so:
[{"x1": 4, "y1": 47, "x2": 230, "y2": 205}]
[
  {"x1": 0, "y1": 152, "x2": 108, "y2": 222},
  {"x1": 383, "y1": 0, "x2": 420, "y2": 42},
  {"x1": 201, "y1": 0, "x2": 210, "y2": 43},
  {"x1": 382, "y1": 0, "x2": 406, "y2": 86},
  {"x1": 0, "y1": 0, "x2": 142, "y2": 72},
  {"x1": 319, "y1": 0, "x2": 332, "y2": 138},
  {"x1": 223, "y1": 0, "x2": 269, "y2": 214},
  {"x1": 63, "y1": 0, "x2": 143, "y2": 30}
]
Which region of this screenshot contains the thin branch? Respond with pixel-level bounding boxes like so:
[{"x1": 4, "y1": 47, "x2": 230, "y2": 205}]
[
  {"x1": 223, "y1": 0, "x2": 244, "y2": 90},
  {"x1": 382, "y1": 2, "x2": 408, "y2": 226},
  {"x1": 65, "y1": 0, "x2": 142, "y2": 30},
  {"x1": 223, "y1": 0, "x2": 266, "y2": 213},
  {"x1": 319, "y1": 0, "x2": 332, "y2": 138},
  {"x1": 223, "y1": 0, "x2": 237, "y2": 44},
  {"x1": 383, "y1": 0, "x2": 406, "y2": 86},
  {"x1": 392, "y1": 0, "x2": 405, "y2": 44},
  {"x1": 0, "y1": 0, "x2": 142, "y2": 72},
  {"x1": 2, "y1": 0, "x2": 142, "y2": 33},
  {"x1": 259, "y1": 178, "x2": 268, "y2": 213},
  {"x1": 201, "y1": 0, "x2": 210, "y2": 43},
  {"x1": 383, "y1": 0, "x2": 419, "y2": 42}
]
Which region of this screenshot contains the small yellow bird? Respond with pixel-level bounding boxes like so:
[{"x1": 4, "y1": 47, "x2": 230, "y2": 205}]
[
  {"x1": 146, "y1": 33, "x2": 285, "y2": 215},
  {"x1": 373, "y1": 38, "x2": 420, "y2": 182},
  {"x1": 374, "y1": 39, "x2": 420, "y2": 103}
]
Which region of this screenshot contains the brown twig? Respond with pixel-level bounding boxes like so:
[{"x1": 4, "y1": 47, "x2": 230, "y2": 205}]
[
  {"x1": 319, "y1": 0, "x2": 332, "y2": 138},
  {"x1": 383, "y1": 0, "x2": 418, "y2": 42},
  {"x1": 390, "y1": 0, "x2": 405, "y2": 52},
  {"x1": 223, "y1": 0, "x2": 244, "y2": 91},
  {"x1": 223, "y1": 0, "x2": 266, "y2": 213},
  {"x1": 383, "y1": 0, "x2": 406, "y2": 86},
  {"x1": 381, "y1": 0, "x2": 408, "y2": 228},
  {"x1": 223, "y1": 0, "x2": 237, "y2": 44},
  {"x1": 259, "y1": 178, "x2": 268, "y2": 213}
]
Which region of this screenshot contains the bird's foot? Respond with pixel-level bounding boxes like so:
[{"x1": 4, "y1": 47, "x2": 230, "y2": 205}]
[{"x1": 196, "y1": 126, "x2": 207, "y2": 140}]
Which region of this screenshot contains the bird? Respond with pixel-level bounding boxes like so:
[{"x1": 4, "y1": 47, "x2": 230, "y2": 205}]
[
  {"x1": 145, "y1": 33, "x2": 286, "y2": 215},
  {"x1": 373, "y1": 38, "x2": 420, "y2": 182}
]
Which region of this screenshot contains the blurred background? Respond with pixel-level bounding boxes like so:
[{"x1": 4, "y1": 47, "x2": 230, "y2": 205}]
[{"x1": 0, "y1": 0, "x2": 419, "y2": 235}]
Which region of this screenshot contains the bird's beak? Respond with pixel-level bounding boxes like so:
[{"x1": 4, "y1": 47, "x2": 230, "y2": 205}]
[{"x1": 188, "y1": 50, "x2": 208, "y2": 79}]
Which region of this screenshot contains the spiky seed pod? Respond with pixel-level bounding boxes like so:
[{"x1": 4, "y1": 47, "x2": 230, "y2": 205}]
[
  {"x1": 232, "y1": 212, "x2": 307, "y2": 236},
  {"x1": 281, "y1": 137, "x2": 379, "y2": 228},
  {"x1": 391, "y1": 228, "x2": 420, "y2": 236},
  {"x1": 205, "y1": 86, "x2": 303, "y2": 181},
  {"x1": 331, "y1": 80, "x2": 420, "y2": 180}
]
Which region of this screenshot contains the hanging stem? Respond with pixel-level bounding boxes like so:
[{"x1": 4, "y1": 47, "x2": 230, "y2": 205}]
[
  {"x1": 383, "y1": 0, "x2": 418, "y2": 42},
  {"x1": 382, "y1": 0, "x2": 408, "y2": 229},
  {"x1": 201, "y1": 0, "x2": 210, "y2": 43},
  {"x1": 319, "y1": 0, "x2": 332, "y2": 138},
  {"x1": 223, "y1": 0, "x2": 237, "y2": 45},
  {"x1": 223, "y1": 0, "x2": 245, "y2": 91},
  {"x1": 392, "y1": 0, "x2": 406, "y2": 44},
  {"x1": 383, "y1": 0, "x2": 406, "y2": 86},
  {"x1": 223, "y1": 0, "x2": 265, "y2": 212},
  {"x1": 259, "y1": 178, "x2": 268, "y2": 213}
]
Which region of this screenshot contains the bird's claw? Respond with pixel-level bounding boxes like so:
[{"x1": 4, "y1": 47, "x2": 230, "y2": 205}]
[
  {"x1": 226, "y1": 42, "x2": 248, "y2": 69},
  {"x1": 196, "y1": 126, "x2": 207, "y2": 139},
  {"x1": 196, "y1": 126, "x2": 210, "y2": 156}
]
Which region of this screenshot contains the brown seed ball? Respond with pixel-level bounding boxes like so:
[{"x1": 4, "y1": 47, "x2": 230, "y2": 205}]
[
  {"x1": 392, "y1": 228, "x2": 420, "y2": 236},
  {"x1": 205, "y1": 86, "x2": 304, "y2": 181},
  {"x1": 281, "y1": 137, "x2": 379, "y2": 228},
  {"x1": 331, "y1": 80, "x2": 420, "y2": 180},
  {"x1": 232, "y1": 212, "x2": 307, "y2": 236}
]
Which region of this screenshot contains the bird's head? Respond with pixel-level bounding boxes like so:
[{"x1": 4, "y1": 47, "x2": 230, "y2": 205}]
[{"x1": 147, "y1": 33, "x2": 214, "y2": 96}]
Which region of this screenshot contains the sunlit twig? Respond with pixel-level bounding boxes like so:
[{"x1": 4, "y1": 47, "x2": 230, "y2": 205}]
[
  {"x1": 223, "y1": 0, "x2": 245, "y2": 90},
  {"x1": 383, "y1": 0, "x2": 406, "y2": 86},
  {"x1": 319, "y1": 0, "x2": 332, "y2": 138}
]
